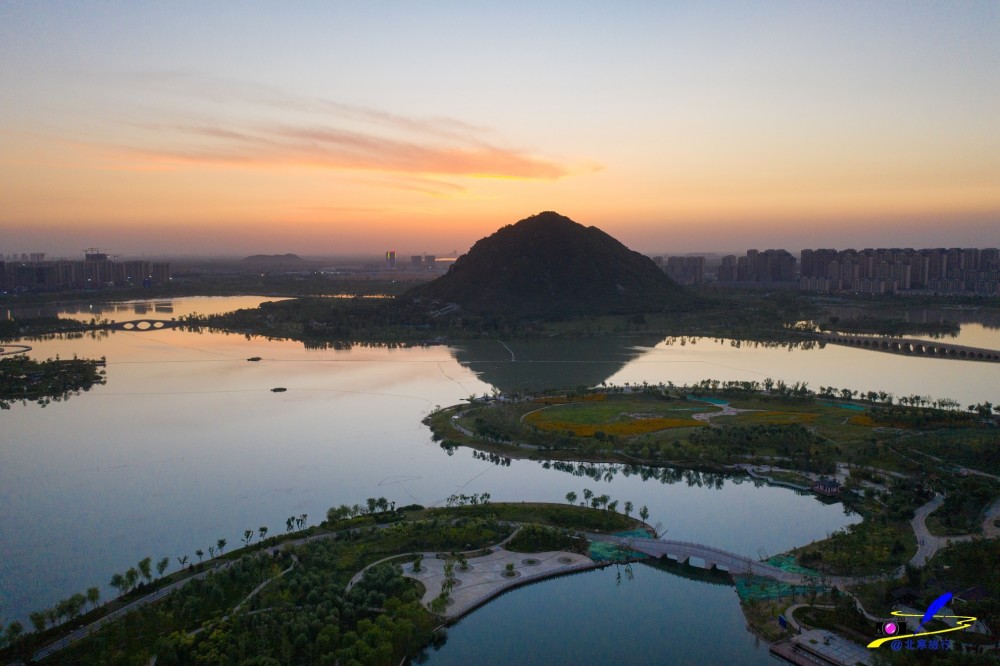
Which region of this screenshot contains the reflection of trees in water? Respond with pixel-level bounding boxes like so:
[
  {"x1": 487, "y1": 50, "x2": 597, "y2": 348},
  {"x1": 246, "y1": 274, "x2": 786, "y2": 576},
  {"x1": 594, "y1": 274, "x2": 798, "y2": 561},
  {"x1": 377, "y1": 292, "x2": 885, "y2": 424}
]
[
  {"x1": 12, "y1": 329, "x2": 111, "y2": 343},
  {"x1": 642, "y1": 558, "x2": 734, "y2": 587},
  {"x1": 659, "y1": 336, "x2": 821, "y2": 351},
  {"x1": 538, "y1": 459, "x2": 733, "y2": 490},
  {"x1": 826, "y1": 304, "x2": 1000, "y2": 331}
]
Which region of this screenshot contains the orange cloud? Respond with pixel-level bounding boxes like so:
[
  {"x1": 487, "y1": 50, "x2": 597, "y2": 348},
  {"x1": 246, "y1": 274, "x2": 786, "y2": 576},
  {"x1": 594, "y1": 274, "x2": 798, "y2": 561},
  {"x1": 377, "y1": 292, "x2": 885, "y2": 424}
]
[
  {"x1": 122, "y1": 122, "x2": 570, "y2": 180},
  {"x1": 101, "y1": 73, "x2": 579, "y2": 182}
]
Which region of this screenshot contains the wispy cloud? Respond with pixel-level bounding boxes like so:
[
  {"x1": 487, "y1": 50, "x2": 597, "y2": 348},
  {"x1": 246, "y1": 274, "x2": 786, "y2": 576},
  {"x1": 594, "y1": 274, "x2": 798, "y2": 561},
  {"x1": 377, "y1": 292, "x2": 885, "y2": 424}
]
[
  {"x1": 130, "y1": 122, "x2": 568, "y2": 180},
  {"x1": 122, "y1": 70, "x2": 489, "y2": 142},
  {"x1": 112, "y1": 71, "x2": 579, "y2": 183}
]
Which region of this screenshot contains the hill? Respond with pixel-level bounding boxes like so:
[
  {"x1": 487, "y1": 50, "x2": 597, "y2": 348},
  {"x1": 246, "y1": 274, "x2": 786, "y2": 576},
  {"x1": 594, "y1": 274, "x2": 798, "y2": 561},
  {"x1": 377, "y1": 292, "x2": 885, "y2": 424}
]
[
  {"x1": 242, "y1": 254, "x2": 306, "y2": 264},
  {"x1": 407, "y1": 211, "x2": 688, "y2": 317}
]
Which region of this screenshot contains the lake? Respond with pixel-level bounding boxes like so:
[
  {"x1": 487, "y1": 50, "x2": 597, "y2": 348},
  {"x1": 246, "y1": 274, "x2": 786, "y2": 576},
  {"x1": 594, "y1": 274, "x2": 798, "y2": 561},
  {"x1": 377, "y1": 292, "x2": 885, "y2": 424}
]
[
  {"x1": 3, "y1": 295, "x2": 997, "y2": 658},
  {"x1": 424, "y1": 562, "x2": 769, "y2": 666}
]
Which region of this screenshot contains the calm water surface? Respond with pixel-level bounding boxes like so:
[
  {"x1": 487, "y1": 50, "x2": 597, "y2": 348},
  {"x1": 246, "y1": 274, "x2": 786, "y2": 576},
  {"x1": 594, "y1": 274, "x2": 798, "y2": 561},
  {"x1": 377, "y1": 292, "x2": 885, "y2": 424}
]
[
  {"x1": 3, "y1": 296, "x2": 996, "y2": 657},
  {"x1": 425, "y1": 563, "x2": 769, "y2": 666}
]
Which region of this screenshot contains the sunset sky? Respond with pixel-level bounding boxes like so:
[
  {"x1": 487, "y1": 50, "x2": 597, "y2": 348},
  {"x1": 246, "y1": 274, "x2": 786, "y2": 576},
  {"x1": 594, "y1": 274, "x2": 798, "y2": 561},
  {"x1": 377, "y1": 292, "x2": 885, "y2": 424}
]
[{"x1": 2, "y1": 1, "x2": 998, "y2": 257}]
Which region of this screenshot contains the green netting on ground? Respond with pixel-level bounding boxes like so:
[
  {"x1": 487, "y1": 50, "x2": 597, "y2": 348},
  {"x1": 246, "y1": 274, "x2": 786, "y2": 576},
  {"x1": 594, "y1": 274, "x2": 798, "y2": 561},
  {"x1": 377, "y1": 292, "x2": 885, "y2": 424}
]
[
  {"x1": 819, "y1": 401, "x2": 866, "y2": 411},
  {"x1": 589, "y1": 540, "x2": 647, "y2": 562},
  {"x1": 687, "y1": 395, "x2": 728, "y2": 405},
  {"x1": 735, "y1": 575, "x2": 825, "y2": 601},
  {"x1": 612, "y1": 529, "x2": 653, "y2": 539},
  {"x1": 765, "y1": 555, "x2": 822, "y2": 577}
]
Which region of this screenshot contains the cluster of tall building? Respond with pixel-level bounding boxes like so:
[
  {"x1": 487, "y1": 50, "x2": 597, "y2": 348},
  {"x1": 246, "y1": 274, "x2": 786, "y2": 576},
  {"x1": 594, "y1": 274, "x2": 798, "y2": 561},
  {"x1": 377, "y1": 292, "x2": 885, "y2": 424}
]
[
  {"x1": 799, "y1": 247, "x2": 1000, "y2": 295},
  {"x1": 381, "y1": 250, "x2": 436, "y2": 271},
  {"x1": 717, "y1": 249, "x2": 797, "y2": 283},
  {"x1": 654, "y1": 246, "x2": 999, "y2": 296},
  {"x1": 660, "y1": 256, "x2": 705, "y2": 285},
  {"x1": 0, "y1": 250, "x2": 170, "y2": 291}
]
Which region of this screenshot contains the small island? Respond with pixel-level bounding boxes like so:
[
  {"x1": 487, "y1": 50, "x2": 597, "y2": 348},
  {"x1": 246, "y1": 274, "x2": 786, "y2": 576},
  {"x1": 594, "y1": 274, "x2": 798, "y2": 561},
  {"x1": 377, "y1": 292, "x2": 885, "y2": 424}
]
[{"x1": 0, "y1": 354, "x2": 106, "y2": 408}]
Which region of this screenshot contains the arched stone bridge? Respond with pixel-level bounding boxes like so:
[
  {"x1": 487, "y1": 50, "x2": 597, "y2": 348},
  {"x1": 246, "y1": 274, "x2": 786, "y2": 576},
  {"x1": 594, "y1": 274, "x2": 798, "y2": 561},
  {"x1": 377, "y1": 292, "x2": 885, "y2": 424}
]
[
  {"x1": 106, "y1": 319, "x2": 183, "y2": 331},
  {"x1": 815, "y1": 333, "x2": 1000, "y2": 363}
]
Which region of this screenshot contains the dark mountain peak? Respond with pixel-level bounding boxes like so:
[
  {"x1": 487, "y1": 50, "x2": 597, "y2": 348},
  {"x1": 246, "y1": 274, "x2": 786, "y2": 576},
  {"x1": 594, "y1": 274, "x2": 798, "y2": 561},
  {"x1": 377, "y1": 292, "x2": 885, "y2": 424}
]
[
  {"x1": 242, "y1": 253, "x2": 305, "y2": 264},
  {"x1": 407, "y1": 211, "x2": 689, "y2": 317}
]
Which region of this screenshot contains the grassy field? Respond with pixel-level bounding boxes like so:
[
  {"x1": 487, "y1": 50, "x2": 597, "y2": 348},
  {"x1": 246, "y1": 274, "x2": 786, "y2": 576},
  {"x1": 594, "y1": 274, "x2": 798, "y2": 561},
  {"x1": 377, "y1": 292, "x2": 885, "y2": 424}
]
[
  {"x1": 723, "y1": 411, "x2": 818, "y2": 426},
  {"x1": 430, "y1": 390, "x2": 996, "y2": 489},
  {"x1": 524, "y1": 399, "x2": 707, "y2": 436},
  {"x1": 418, "y1": 502, "x2": 645, "y2": 534},
  {"x1": 793, "y1": 517, "x2": 918, "y2": 576}
]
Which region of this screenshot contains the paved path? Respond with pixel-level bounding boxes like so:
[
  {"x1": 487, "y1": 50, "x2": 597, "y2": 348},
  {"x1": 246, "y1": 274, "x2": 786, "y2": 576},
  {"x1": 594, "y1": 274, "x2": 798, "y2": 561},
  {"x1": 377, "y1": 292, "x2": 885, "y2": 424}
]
[
  {"x1": 0, "y1": 344, "x2": 31, "y2": 356},
  {"x1": 982, "y1": 497, "x2": 1000, "y2": 537},
  {"x1": 691, "y1": 400, "x2": 754, "y2": 424},
  {"x1": 784, "y1": 603, "x2": 837, "y2": 632},
  {"x1": 402, "y1": 546, "x2": 596, "y2": 619},
  {"x1": 29, "y1": 557, "x2": 242, "y2": 662},
  {"x1": 909, "y1": 494, "x2": 977, "y2": 567},
  {"x1": 731, "y1": 463, "x2": 813, "y2": 491},
  {"x1": 26, "y1": 537, "x2": 317, "y2": 663}
]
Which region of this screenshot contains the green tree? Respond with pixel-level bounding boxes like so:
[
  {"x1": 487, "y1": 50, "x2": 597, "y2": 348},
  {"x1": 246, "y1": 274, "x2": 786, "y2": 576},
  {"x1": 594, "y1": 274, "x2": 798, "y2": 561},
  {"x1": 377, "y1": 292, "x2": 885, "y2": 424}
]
[
  {"x1": 176, "y1": 555, "x2": 189, "y2": 569},
  {"x1": 124, "y1": 567, "x2": 139, "y2": 592},
  {"x1": 157, "y1": 556, "x2": 170, "y2": 576},
  {"x1": 565, "y1": 491, "x2": 577, "y2": 505},
  {"x1": 138, "y1": 556, "x2": 153, "y2": 584},
  {"x1": 194, "y1": 549, "x2": 204, "y2": 564},
  {"x1": 217, "y1": 538, "x2": 227, "y2": 554},
  {"x1": 243, "y1": 529, "x2": 254, "y2": 547},
  {"x1": 639, "y1": 505, "x2": 650, "y2": 522},
  {"x1": 29, "y1": 611, "x2": 47, "y2": 634},
  {"x1": 68, "y1": 593, "x2": 86, "y2": 618},
  {"x1": 109, "y1": 572, "x2": 126, "y2": 597},
  {"x1": 624, "y1": 501, "x2": 633, "y2": 517},
  {"x1": 86, "y1": 586, "x2": 100, "y2": 610},
  {"x1": 5, "y1": 621, "x2": 23, "y2": 647},
  {"x1": 583, "y1": 488, "x2": 593, "y2": 504},
  {"x1": 258, "y1": 526, "x2": 268, "y2": 542}
]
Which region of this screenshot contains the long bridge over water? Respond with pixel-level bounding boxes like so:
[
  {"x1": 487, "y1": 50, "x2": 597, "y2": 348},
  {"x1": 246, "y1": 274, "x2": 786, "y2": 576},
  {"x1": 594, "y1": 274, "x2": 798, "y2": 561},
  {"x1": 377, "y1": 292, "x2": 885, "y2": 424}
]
[
  {"x1": 587, "y1": 533, "x2": 858, "y2": 586},
  {"x1": 814, "y1": 333, "x2": 1000, "y2": 363},
  {"x1": 101, "y1": 319, "x2": 184, "y2": 331}
]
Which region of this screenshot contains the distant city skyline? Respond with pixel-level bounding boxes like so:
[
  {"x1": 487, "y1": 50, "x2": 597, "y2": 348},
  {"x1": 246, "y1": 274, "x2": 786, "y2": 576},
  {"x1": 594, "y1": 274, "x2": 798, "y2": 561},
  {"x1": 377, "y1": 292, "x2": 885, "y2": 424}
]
[{"x1": 2, "y1": 2, "x2": 998, "y2": 255}]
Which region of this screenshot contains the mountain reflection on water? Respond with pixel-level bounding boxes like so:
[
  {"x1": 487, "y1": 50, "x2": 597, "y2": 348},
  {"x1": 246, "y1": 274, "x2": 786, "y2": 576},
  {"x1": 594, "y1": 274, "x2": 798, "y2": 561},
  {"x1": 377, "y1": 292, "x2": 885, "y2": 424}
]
[{"x1": 452, "y1": 334, "x2": 667, "y2": 393}]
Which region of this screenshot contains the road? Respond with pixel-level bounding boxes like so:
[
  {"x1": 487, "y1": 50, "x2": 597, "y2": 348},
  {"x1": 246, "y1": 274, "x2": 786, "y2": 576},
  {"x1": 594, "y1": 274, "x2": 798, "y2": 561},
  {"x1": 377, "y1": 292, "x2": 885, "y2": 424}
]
[{"x1": 909, "y1": 494, "x2": 976, "y2": 567}]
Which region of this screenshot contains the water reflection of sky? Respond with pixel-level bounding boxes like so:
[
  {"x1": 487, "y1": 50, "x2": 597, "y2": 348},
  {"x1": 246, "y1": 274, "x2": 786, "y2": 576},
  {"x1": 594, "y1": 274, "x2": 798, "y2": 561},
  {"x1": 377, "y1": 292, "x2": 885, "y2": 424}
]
[
  {"x1": 426, "y1": 563, "x2": 770, "y2": 666},
  {"x1": 1, "y1": 296, "x2": 995, "y2": 625},
  {"x1": 3, "y1": 295, "x2": 287, "y2": 323}
]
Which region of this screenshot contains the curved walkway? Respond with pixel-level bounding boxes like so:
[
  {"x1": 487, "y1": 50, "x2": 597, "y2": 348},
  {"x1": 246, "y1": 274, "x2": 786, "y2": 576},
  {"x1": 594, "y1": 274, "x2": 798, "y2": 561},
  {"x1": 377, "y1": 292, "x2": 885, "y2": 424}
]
[
  {"x1": 28, "y1": 536, "x2": 318, "y2": 663},
  {"x1": 0, "y1": 344, "x2": 31, "y2": 356},
  {"x1": 346, "y1": 526, "x2": 523, "y2": 592},
  {"x1": 909, "y1": 494, "x2": 980, "y2": 567},
  {"x1": 29, "y1": 557, "x2": 243, "y2": 662},
  {"x1": 691, "y1": 400, "x2": 755, "y2": 424},
  {"x1": 402, "y1": 545, "x2": 596, "y2": 619}
]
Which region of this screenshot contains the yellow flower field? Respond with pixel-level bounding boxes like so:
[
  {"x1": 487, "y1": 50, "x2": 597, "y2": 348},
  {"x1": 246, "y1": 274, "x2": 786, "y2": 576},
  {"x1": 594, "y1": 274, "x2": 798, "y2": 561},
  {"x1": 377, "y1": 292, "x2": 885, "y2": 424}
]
[{"x1": 525, "y1": 411, "x2": 703, "y2": 437}]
